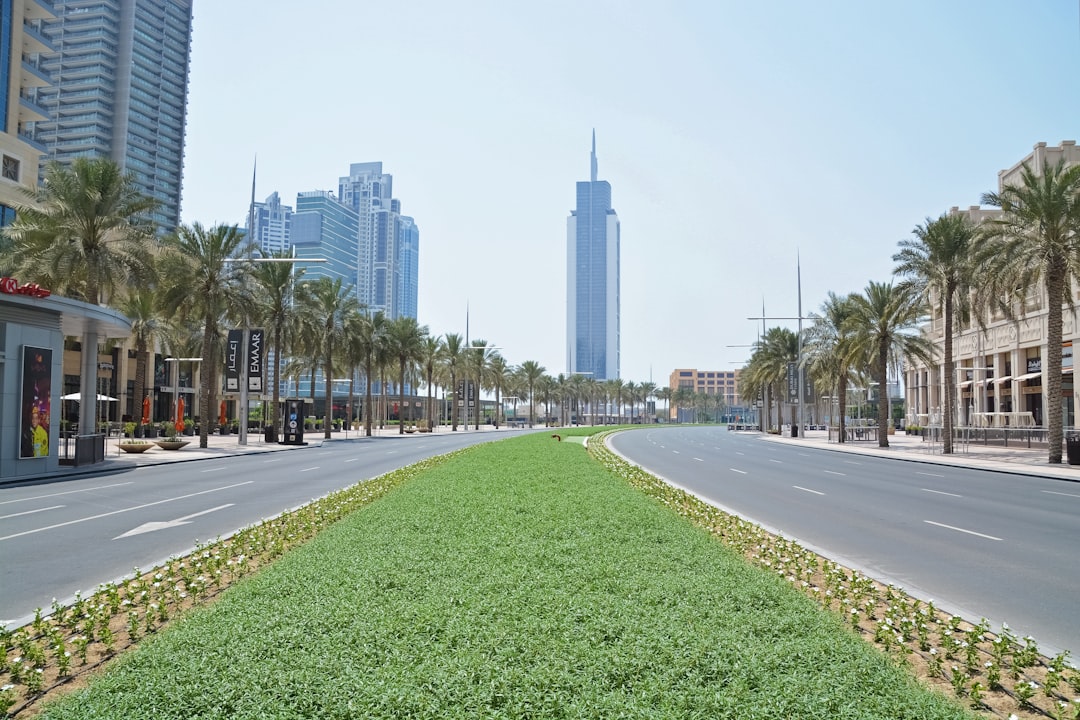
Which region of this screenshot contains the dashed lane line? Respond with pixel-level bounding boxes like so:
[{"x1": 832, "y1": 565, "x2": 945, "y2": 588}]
[
  {"x1": 793, "y1": 486, "x2": 824, "y2": 496},
  {"x1": 0, "y1": 505, "x2": 64, "y2": 521},
  {"x1": 922, "y1": 488, "x2": 962, "y2": 498},
  {"x1": 924, "y1": 520, "x2": 1002, "y2": 541},
  {"x1": 0, "y1": 482, "x2": 134, "y2": 505}
]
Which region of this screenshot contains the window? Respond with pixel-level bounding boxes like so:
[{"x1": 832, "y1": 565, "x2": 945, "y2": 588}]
[{"x1": 1, "y1": 155, "x2": 19, "y2": 182}]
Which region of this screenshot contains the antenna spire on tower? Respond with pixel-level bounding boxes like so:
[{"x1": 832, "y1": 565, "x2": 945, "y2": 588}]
[{"x1": 590, "y1": 129, "x2": 598, "y2": 182}]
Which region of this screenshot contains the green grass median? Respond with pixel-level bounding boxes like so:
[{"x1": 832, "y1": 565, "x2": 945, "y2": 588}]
[{"x1": 39, "y1": 430, "x2": 972, "y2": 719}]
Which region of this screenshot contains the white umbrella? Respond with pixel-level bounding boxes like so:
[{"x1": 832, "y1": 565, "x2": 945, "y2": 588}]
[{"x1": 60, "y1": 392, "x2": 118, "y2": 402}]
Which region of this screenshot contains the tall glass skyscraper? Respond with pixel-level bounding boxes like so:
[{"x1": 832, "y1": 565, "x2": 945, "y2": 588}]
[
  {"x1": 29, "y1": 0, "x2": 193, "y2": 233},
  {"x1": 567, "y1": 131, "x2": 620, "y2": 381},
  {"x1": 338, "y1": 161, "x2": 419, "y2": 320},
  {"x1": 291, "y1": 190, "x2": 359, "y2": 290},
  {"x1": 249, "y1": 191, "x2": 293, "y2": 255}
]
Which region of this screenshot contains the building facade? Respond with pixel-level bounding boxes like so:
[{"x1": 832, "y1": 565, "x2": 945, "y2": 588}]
[
  {"x1": 567, "y1": 131, "x2": 620, "y2": 380},
  {"x1": 668, "y1": 368, "x2": 743, "y2": 420},
  {"x1": 248, "y1": 191, "x2": 293, "y2": 255},
  {"x1": 28, "y1": 0, "x2": 193, "y2": 233},
  {"x1": 904, "y1": 141, "x2": 1080, "y2": 430},
  {"x1": 290, "y1": 190, "x2": 360, "y2": 289},
  {"x1": 398, "y1": 215, "x2": 419, "y2": 320},
  {"x1": 0, "y1": 0, "x2": 56, "y2": 228}
]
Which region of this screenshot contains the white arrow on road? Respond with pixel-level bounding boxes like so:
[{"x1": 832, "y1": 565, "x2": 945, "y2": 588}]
[{"x1": 114, "y1": 504, "x2": 234, "y2": 539}]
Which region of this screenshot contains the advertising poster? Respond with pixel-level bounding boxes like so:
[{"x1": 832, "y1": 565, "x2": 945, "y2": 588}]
[{"x1": 20, "y1": 346, "x2": 52, "y2": 459}]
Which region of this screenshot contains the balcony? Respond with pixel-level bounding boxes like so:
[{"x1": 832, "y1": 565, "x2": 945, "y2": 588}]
[
  {"x1": 18, "y1": 94, "x2": 50, "y2": 123},
  {"x1": 21, "y1": 21, "x2": 56, "y2": 54},
  {"x1": 23, "y1": 0, "x2": 57, "y2": 21},
  {"x1": 20, "y1": 59, "x2": 52, "y2": 88},
  {"x1": 17, "y1": 130, "x2": 48, "y2": 153}
]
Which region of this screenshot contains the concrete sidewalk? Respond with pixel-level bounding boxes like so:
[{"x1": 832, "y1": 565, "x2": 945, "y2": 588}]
[
  {"x1": 758, "y1": 427, "x2": 1080, "y2": 481},
  {"x1": 8, "y1": 424, "x2": 508, "y2": 485}
]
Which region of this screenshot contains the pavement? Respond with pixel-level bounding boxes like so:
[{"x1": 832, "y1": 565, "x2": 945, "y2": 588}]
[
  {"x1": 5, "y1": 424, "x2": 509, "y2": 485},
  {"x1": 758, "y1": 427, "x2": 1080, "y2": 482},
  {"x1": 9, "y1": 424, "x2": 1080, "y2": 486}
]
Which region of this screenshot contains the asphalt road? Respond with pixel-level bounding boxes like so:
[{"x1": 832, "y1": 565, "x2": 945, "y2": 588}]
[
  {"x1": 609, "y1": 426, "x2": 1080, "y2": 658},
  {"x1": 0, "y1": 430, "x2": 530, "y2": 628}
]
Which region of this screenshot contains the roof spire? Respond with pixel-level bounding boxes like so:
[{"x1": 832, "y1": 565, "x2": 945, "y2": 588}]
[{"x1": 590, "y1": 129, "x2": 598, "y2": 182}]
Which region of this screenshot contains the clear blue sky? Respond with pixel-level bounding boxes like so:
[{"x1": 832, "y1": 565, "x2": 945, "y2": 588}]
[{"x1": 180, "y1": 1, "x2": 1080, "y2": 389}]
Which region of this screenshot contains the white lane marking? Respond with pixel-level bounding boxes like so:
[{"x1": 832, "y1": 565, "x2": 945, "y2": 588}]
[
  {"x1": 672, "y1": 450, "x2": 680, "y2": 454},
  {"x1": 917, "y1": 471, "x2": 945, "y2": 478},
  {"x1": 823, "y1": 470, "x2": 846, "y2": 476},
  {"x1": 200, "y1": 467, "x2": 227, "y2": 473},
  {"x1": 0, "y1": 505, "x2": 64, "y2": 520},
  {"x1": 843, "y1": 460, "x2": 862, "y2": 465},
  {"x1": 797, "y1": 453, "x2": 810, "y2": 457},
  {"x1": 0, "y1": 482, "x2": 134, "y2": 505},
  {"x1": 1042, "y1": 490, "x2": 1080, "y2": 499},
  {"x1": 693, "y1": 457, "x2": 704, "y2": 462},
  {"x1": 299, "y1": 466, "x2": 320, "y2": 473},
  {"x1": 263, "y1": 458, "x2": 283, "y2": 463},
  {"x1": 924, "y1": 520, "x2": 1002, "y2": 541},
  {"x1": 344, "y1": 458, "x2": 359, "y2": 463},
  {"x1": 769, "y1": 459, "x2": 783, "y2": 463},
  {"x1": 0, "y1": 481, "x2": 254, "y2": 542},
  {"x1": 730, "y1": 468, "x2": 747, "y2": 474},
  {"x1": 115, "y1": 504, "x2": 234, "y2": 539},
  {"x1": 736, "y1": 451, "x2": 744, "y2": 456},
  {"x1": 793, "y1": 486, "x2": 824, "y2": 496},
  {"x1": 922, "y1": 488, "x2": 962, "y2": 498}
]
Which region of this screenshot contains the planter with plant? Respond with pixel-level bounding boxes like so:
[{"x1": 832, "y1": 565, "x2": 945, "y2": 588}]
[
  {"x1": 155, "y1": 422, "x2": 189, "y2": 450},
  {"x1": 118, "y1": 439, "x2": 154, "y2": 453}
]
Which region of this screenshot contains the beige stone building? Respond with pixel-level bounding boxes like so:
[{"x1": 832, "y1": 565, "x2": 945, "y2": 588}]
[
  {"x1": 904, "y1": 141, "x2": 1080, "y2": 430},
  {"x1": 668, "y1": 368, "x2": 743, "y2": 420},
  {"x1": 1, "y1": 0, "x2": 55, "y2": 226}
]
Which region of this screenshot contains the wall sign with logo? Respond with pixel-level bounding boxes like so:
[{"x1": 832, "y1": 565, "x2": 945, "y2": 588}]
[
  {"x1": 247, "y1": 328, "x2": 264, "y2": 392},
  {"x1": 1027, "y1": 357, "x2": 1041, "y2": 374},
  {"x1": 1, "y1": 277, "x2": 51, "y2": 298},
  {"x1": 225, "y1": 329, "x2": 243, "y2": 392}
]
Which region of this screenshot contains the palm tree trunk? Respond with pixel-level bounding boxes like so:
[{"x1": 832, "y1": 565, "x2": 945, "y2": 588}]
[
  {"x1": 838, "y1": 377, "x2": 848, "y2": 443},
  {"x1": 199, "y1": 318, "x2": 213, "y2": 449},
  {"x1": 269, "y1": 323, "x2": 282, "y2": 443},
  {"x1": 943, "y1": 287, "x2": 955, "y2": 454},
  {"x1": 398, "y1": 360, "x2": 406, "y2": 434},
  {"x1": 364, "y1": 364, "x2": 373, "y2": 437},
  {"x1": 1047, "y1": 269, "x2": 1065, "y2": 463},
  {"x1": 878, "y1": 338, "x2": 890, "y2": 448}
]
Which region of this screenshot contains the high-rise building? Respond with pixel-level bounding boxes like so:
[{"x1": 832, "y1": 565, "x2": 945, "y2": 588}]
[
  {"x1": 247, "y1": 191, "x2": 293, "y2": 255},
  {"x1": 338, "y1": 161, "x2": 418, "y2": 319},
  {"x1": 0, "y1": 0, "x2": 56, "y2": 228},
  {"x1": 291, "y1": 190, "x2": 359, "y2": 290},
  {"x1": 398, "y1": 215, "x2": 419, "y2": 320},
  {"x1": 567, "y1": 130, "x2": 620, "y2": 380},
  {"x1": 29, "y1": 0, "x2": 193, "y2": 233}
]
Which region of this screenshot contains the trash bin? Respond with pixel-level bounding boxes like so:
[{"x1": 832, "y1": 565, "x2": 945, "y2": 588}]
[{"x1": 1067, "y1": 435, "x2": 1080, "y2": 465}]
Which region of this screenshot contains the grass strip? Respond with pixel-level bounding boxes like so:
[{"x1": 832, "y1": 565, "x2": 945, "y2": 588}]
[{"x1": 37, "y1": 431, "x2": 974, "y2": 719}]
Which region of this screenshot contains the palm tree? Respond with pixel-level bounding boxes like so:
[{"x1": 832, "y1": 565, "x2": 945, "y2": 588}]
[
  {"x1": 893, "y1": 213, "x2": 978, "y2": 453},
  {"x1": 750, "y1": 327, "x2": 800, "y2": 432},
  {"x1": 978, "y1": 159, "x2": 1080, "y2": 463},
  {"x1": 848, "y1": 281, "x2": 934, "y2": 448},
  {"x1": 250, "y1": 252, "x2": 305, "y2": 442},
  {"x1": 297, "y1": 277, "x2": 360, "y2": 439},
  {"x1": 804, "y1": 292, "x2": 862, "y2": 443},
  {"x1": 639, "y1": 381, "x2": 657, "y2": 424},
  {"x1": 487, "y1": 354, "x2": 509, "y2": 428},
  {"x1": 353, "y1": 311, "x2": 387, "y2": 437},
  {"x1": 656, "y1": 386, "x2": 672, "y2": 423},
  {"x1": 465, "y1": 341, "x2": 494, "y2": 429},
  {"x1": 518, "y1": 360, "x2": 545, "y2": 426},
  {"x1": 386, "y1": 316, "x2": 428, "y2": 433},
  {"x1": 158, "y1": 223, "x2": 250, "y2": 448},
  {"x1": 535, "y1": 375, "x2": 557, "y2": 423},
  {"x1": 442, "y1": 333, "x2": 464, "y2": 431},
  {"x1": 118, "y1": 287, "x2": 164, "y2": 430},
  {"x1": 1, "y1": 158, "x2": 157, "y2": 305},
  {"x1": 419, "y1": 335, "x2": 443, "y2": 429}
]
